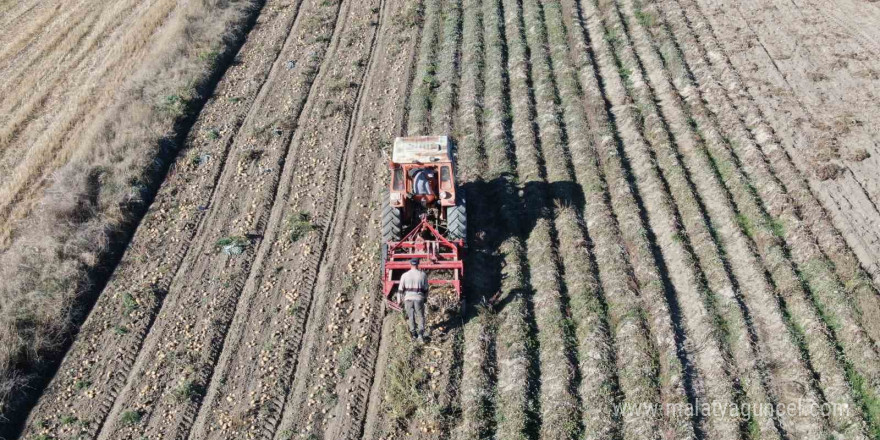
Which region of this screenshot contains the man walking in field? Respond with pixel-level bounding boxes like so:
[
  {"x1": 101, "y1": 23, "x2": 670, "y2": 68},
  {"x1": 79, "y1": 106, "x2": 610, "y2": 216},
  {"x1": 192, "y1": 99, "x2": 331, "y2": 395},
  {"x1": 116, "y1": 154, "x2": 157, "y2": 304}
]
[{"x1": 399, "y1": 258, "x2": 428, "y2": 342}]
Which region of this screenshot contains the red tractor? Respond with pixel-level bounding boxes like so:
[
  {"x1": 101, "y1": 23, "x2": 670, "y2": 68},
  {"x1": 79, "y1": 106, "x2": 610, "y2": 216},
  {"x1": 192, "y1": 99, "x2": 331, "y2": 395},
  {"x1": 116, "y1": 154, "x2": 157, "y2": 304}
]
[{"x1": 381, "y1": 136, "x2": 466, "y2": 311}]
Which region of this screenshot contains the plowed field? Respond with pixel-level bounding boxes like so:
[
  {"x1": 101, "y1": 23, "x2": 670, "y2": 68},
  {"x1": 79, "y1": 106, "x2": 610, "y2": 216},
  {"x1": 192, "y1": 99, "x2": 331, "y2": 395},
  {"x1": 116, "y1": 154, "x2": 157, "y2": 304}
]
[{"x1": 7, "y1": 0, "x2": 880, "y2": 439}]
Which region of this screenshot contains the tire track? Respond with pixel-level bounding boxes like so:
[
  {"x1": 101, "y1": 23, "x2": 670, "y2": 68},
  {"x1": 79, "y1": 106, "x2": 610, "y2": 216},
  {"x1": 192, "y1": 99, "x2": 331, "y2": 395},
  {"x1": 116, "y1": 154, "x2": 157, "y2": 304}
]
[
  {"x1": 358, "y1": 1, "x2": 429, "y2": 438},
  {"x1": 187, "y1": 0, "x2": 386, "y2": 437},
  {"x1": 19, "y1": 1, "x2": 304, "y2": 438},
  {"x1": 186, "y1": 1, "x2": 385, "y2": 438},
  {"x1": 89, "y1": 1, "x2": 349, "y2": 438}
]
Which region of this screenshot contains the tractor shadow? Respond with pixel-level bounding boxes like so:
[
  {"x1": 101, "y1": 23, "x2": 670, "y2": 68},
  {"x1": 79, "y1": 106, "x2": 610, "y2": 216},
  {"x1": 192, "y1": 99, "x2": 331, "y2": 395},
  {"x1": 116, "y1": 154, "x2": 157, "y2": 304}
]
[{"x1": 431, "y1": 175, "x2": 586, "y2": 331}]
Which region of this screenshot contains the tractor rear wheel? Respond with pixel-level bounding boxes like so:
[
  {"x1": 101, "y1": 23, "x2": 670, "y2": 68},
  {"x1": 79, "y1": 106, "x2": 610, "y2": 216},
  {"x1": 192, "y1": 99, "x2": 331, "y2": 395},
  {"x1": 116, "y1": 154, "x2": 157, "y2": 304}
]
[
  {"x1": 447, "y1": 193, "x2": 467, "y2": 242},
  {"x1": 382, "y1": 200, "x2": 402, "y2": 242}
]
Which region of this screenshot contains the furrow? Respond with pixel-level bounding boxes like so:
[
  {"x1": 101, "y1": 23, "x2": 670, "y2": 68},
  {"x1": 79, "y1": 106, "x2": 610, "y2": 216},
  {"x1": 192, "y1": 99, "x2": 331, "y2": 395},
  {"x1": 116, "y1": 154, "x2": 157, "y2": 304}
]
[
  {"x1": 430, "y1": 0, "x2": 462, "y2": 134},
  {"x1": 454, "y1": 0, "x2": 488, "y2": 183},
  {"x1": 646, "y1": 0, "x2": 880, "y2": 434},
  {"x1": 452, "y1": 0, "x2": 497, "y2": 436},
  {"x1": 635, "y1": 4, "x2": 846, "y2": 439},
  {"x1": 91, "y1": 1, "x2": 349, "y2": 438},
  {"x1": 496, "y1": 0, "x2": 556, "y2": 436},
  {"x1": 555, "y1": 0, "x2": 689, "y2": 438},
  {"x1": 538, "y1": 2, "x2": 622, "y2": 438},
  {"x1": 521, "y1": 0, "x2": 600, "y2": 437},
  {"x1": 676, "y1": 0, "x2": 880, "y2": 361},
  {"x1": 18, "y1": 0, "x2": 305, "y2": 437},
  {"x1": 456, "y1": 0, "x2": 533, "y2": 438},
  {"x1": 587, "y1": 0, "x2": 758, "y2": 437},
  {"x1": 661, "y1": 0, "x2": 880, "y2": 297},
  {"x1": 610, "y1": 0, "x2": 786, "y2": 437},
  {"x1": 427, "y1": 0, "x2": 466, "y2": 437},
  {"x1": 591, "y1": 0, "x2": 841, "y2": 437},
  {"x1": 572, "y1": 0, "x2": 699, "y2": 437}
]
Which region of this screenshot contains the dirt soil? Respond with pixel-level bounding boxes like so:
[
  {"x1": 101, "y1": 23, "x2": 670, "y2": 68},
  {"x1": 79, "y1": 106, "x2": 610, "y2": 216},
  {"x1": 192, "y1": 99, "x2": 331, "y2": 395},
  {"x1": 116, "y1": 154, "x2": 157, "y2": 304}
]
[{"x1": 14, "y1": 0, "x2": 880, "y2": 439}]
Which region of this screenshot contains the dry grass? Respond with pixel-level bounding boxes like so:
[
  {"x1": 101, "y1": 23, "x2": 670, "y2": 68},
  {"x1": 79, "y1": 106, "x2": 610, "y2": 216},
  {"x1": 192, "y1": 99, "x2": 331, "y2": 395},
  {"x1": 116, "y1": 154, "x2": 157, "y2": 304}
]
[{"x1": 0, "y1": 0, "x2": 257, "y2": 421}]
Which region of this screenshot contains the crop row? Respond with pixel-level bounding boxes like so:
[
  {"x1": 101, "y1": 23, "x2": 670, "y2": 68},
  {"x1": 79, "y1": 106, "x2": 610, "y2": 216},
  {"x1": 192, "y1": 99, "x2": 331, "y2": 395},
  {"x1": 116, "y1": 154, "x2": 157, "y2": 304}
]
[
  {"x1": 431, "y1": 0, "x2": 463, "y2": 133},
  {"x1": 650, "y1": 0, "x2": 880, "y2": 425},
  {"x1": 597, "y1": 0, "x2": 838, "y2": 438},
  {"x1": 18, "y1": 0, "x2": 338, "y2": 437},
  {"x1": 647, "y1": 0, "x2": 880, "y2": 435},
  {"x1": 596, "y1": 1, "x2": 789, "y2": 437},
  {"x1": 454, "y1": 0, "x2": 495, "y2": 436},
  {"x1": 344, "y1": 0, "x2": 880, "y2": 438},
  {"x1": 591, "y1": 0, "x2": 757, "y2": 437},
  {"x1": 427, "y1": 0, "x2": 467, "y2": 435},
  {"x1": 374, "y1": 0, "x2": 465, "y2": 436},
  {"x1": 560, "y1": 0, "x2": 694, "y2": 437},
  {"x1": 540, "y1": 1, "x2": 621, "y2": 437},
  {"x1": 604, "y1": 0, "x2": 880, "y2": 437},
  {"x1": 447, "y1": 0, "x2": 880, "y2": 438},
  {"x1": 407, "y1": 0, "x2": 443, "y2": 135}
]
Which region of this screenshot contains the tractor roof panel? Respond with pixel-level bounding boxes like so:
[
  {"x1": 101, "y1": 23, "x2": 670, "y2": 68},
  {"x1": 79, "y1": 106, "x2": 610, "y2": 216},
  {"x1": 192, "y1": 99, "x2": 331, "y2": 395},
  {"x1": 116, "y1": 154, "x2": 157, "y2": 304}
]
[{"x1": 392, "y1": 136, "x2": 451, "y2": 164}]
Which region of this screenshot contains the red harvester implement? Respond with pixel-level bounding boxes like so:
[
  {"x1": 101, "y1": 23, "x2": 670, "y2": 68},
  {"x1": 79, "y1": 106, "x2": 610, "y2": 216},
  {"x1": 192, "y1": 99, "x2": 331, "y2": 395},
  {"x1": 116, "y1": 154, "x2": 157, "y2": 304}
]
[{"x1": 382, "y1": 215, "x2": 465, "y2": 311}]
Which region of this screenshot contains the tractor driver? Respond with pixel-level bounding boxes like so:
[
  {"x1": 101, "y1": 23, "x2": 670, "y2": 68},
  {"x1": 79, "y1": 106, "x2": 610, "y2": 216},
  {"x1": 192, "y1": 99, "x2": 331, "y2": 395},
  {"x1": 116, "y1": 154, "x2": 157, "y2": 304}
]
[
  {"x1": 399, "y1": 258, "x2": 428, "y2": 342},
  {"x1": 410, "y1": 168, "x2": 435, "y2": 196}
]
